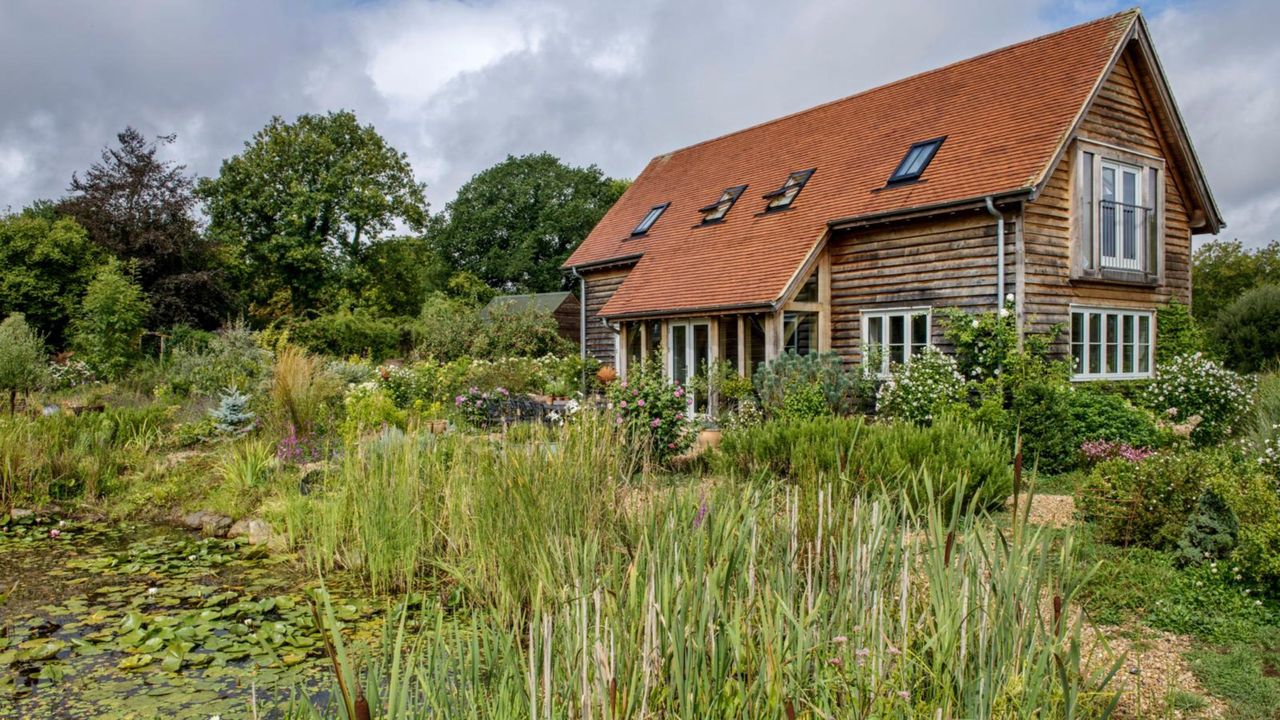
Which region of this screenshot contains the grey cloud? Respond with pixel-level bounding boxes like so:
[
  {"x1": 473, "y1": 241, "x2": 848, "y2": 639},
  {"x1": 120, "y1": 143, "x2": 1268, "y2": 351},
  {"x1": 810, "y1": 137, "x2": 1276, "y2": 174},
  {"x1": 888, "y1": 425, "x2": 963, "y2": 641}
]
[{"x1": 0, "y1": 0, "x2": 1274, "y2": 248}]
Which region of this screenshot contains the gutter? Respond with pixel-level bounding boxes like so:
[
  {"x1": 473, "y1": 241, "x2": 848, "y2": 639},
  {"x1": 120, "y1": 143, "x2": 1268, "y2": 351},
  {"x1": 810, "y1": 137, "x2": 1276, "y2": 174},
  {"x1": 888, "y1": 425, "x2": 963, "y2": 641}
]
[
  {"x1": 827, "y1": 189, "x2": 1033, "y2": 231},
  {"x1": 984, "y1": 196, "x2": 1007, "y2": 312},
  {"x1": 570, "y1": 266, "x2": 588, "y2": 394}
]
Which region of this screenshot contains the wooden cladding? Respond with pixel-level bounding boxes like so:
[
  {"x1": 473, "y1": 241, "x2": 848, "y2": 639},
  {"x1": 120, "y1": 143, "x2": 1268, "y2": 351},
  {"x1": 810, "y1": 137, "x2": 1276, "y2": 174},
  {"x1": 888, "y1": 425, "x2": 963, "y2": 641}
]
[
  {"x1": 583, "y1": 268, "x2": 628, "y2": 367},
  {"x1": 829, "y1": 211, "x2": 1010, "y2": 362},
  {"x1": 1024, "y1": 48, "x2": 1192, "y2": 352}
]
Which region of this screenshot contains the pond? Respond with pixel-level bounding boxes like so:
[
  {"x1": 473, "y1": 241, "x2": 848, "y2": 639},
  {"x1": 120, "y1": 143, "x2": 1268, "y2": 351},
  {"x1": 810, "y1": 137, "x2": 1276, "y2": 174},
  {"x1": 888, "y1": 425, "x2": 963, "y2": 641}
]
[{"x1": 0, "y1": 514, "x2": 381, "y2": 719}]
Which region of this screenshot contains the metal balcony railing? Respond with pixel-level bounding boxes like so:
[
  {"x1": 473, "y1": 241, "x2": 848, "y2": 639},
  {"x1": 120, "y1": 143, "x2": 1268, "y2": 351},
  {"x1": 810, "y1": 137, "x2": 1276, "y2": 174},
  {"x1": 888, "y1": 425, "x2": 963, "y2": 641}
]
[{"x1": 1099, "y1": 200, "x2": 1152, "y2": 272}]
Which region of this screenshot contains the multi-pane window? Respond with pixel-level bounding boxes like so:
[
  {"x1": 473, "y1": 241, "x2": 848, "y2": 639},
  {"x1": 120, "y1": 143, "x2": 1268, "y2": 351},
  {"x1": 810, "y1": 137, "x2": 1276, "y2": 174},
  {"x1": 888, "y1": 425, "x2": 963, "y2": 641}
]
[
  {"x1": 1099, "y1": 160, "x2": 1145, "y2": 271},
  {"x1": 1075, "y1": 144, "x2": 1161, "y2": 277},
  {"x1": 763, "y1": 169, "x2": 815, "y2": 211},
  {"x1": 1070, "y1": 308, "x2": 1153, "y2": 380},
  {"x1": 862, "y1": 308, "x2": 930, "y2": 375}
]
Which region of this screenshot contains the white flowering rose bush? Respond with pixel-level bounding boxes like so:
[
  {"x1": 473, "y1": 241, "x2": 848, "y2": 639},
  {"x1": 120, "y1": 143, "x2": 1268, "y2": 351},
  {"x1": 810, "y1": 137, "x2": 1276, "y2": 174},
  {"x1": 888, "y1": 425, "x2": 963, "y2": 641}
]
[
  {"x1": 876, "y1": 347, "x2": 968, "y2": 423},
  {"x1": 1144, "y1": 353, "x2": 1254, "y2": 446}
]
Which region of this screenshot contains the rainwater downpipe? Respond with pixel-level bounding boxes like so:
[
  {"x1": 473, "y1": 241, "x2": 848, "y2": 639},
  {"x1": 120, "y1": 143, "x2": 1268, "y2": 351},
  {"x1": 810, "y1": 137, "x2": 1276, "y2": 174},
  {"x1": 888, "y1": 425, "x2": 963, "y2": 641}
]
[
  {"x1": 571, "y1": 266, "x2": 587, "y2": 394},
  {"x1": 985, "y1": 196, "x2": 1006, "y2": 311}
]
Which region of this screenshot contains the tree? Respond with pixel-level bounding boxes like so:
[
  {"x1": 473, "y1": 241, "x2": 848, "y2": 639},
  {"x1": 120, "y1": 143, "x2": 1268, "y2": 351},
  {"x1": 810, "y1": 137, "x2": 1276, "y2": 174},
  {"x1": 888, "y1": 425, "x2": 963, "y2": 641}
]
[
  {"x1": 71, "y1": 261, "x2": 150, "y2": 379},
  {"x1": 0, "y1": 207, "x2": 103, "y2": 346},
  {"x1": 346, "y1": 235, "x2": 449, "y2": 317},
  {"x1": 1211, "y1": 284, "x2": 1280, "y2": 372},
  {"x1": 0, "y1": 314, "x2": 46, "y2": 414},
  {"x1": 429, "y1": 153, "x2": 627, "y2": 292},
  {"x1": 198, "y1": 111, "x2": 428, "y2": 317},
  {"x1": 59, "y1": 128, "x2": 231, "y2": 329},
  {"x1": 1191, "y1": 239, "x2": 1280, "y2": 323}
]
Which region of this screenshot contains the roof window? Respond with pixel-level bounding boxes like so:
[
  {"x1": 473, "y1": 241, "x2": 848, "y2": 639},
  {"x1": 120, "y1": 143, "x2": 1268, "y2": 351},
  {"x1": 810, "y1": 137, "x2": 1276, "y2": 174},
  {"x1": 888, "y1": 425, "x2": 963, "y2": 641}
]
[
  {"x1": 631, "y1": 203, "x2": 668, "y2": 236},
  {"x1": 888, "y1": 137, "x2": 945, "y2": 183},
  {"x1": 698, "y1": 185, "x2": 747, "y2": 224},
  {"x1": 763, "y1": 169, "x2": 815, "y2": 211}
]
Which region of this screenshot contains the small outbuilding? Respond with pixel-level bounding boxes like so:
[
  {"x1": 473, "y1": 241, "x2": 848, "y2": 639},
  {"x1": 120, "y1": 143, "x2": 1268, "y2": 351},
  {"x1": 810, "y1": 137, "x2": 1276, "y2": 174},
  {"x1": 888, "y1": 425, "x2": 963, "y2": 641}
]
[{"x1": 482, "y1": 291, "x2": 581, "y2": 345}]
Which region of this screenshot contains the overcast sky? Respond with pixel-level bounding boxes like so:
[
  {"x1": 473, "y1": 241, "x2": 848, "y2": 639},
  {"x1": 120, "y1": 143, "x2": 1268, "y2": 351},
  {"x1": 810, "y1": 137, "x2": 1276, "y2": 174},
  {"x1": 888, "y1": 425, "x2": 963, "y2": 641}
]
[{"x1": 0, "y1": 0, "x2": 1274, "y2": 247}]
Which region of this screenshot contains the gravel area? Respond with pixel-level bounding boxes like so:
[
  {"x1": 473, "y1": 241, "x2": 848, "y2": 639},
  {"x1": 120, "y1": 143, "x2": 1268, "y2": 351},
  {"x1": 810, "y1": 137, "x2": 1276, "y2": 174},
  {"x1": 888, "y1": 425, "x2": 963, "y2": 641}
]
[{"x1": 1007, "y1": 493, "x2": 1077, "y2": 528}]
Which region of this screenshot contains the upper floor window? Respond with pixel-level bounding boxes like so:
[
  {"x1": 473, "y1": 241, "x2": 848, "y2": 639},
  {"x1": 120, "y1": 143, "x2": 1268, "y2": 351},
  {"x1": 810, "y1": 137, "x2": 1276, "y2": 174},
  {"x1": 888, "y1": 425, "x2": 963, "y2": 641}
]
[
  {"x1": 763, "y1": 169, "x2": 815, "y2": 211},
  {"x1": 862, "y1": 307, "x2": 930, "y2": 375},
  {"x1": 888, "y1": 137, "x2": 944, "y2": 184},
  {"x1": 699, "y1": 185, "x2": 747, "y2": 224},
  {"x1": 631, "y1": 203, "x2": 668, "y2": 236},
  {"x1": 1070, "y1": 307, "x2": 1153, "y2": 380},
  {"x1": 1075, "y1": 141, "x2": 1163, "y2": 279}
]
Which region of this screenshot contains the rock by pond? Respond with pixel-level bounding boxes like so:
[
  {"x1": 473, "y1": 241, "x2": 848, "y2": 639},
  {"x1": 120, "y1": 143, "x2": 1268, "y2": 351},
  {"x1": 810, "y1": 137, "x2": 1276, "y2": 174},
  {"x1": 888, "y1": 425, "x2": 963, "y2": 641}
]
[{"x1": 0, "y1": 513, "x2": 380, "y2": 719}]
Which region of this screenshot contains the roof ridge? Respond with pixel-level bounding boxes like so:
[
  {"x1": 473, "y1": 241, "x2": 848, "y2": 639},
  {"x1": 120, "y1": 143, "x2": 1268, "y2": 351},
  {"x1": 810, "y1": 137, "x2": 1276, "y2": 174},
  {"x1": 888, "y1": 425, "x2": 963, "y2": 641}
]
[{"x1": 651, "y1": 8, "x2": 1140, "y2": 162}]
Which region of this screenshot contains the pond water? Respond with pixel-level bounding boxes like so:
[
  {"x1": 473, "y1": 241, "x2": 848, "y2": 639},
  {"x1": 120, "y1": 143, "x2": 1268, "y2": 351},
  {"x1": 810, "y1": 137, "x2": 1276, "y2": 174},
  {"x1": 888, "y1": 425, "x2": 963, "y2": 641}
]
[{"x1": 0, "y1": 515, "x2": 380, "y2": 719}]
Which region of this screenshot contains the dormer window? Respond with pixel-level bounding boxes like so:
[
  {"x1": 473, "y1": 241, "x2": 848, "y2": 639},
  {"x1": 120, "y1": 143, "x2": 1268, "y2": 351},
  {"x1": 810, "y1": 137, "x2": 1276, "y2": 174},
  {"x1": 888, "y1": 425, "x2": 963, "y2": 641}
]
[
  {"x1": 698, "y1": 185, "x2": 746, "y2": 224},
  {"x1": 888, "y1": 137, "x2": 944, "y2": 184},
  {"x1": 763, "y1": 169, "x2": 815, "y2": 211},
  {"x1": 631, "y1": 203, "x2": 668, "y2": 236}
]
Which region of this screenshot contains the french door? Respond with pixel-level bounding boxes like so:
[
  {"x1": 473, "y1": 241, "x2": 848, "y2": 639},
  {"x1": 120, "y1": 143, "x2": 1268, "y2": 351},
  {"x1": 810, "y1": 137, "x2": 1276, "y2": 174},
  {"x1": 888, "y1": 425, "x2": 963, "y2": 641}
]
[
  {"x1": 1100, "y1": 160, "x2": 1144, "y2": 270},
  {"x1": 668, "y1": 320, "x2": 710, "y2": 414}
]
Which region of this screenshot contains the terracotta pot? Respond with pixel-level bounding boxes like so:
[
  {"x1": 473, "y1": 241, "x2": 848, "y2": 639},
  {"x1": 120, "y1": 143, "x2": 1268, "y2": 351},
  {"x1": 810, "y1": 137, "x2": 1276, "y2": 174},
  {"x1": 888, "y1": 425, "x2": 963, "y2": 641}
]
[{"x1": 698, "y1": 428, "x2": 723, "y2": 451}]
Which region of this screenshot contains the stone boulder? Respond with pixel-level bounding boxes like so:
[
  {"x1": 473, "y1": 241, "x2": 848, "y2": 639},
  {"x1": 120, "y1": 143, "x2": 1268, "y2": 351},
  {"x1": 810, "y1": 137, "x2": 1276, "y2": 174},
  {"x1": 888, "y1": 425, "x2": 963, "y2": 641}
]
[{"x1": 227, "y1": 517, "x2": 276, "y2": 546}]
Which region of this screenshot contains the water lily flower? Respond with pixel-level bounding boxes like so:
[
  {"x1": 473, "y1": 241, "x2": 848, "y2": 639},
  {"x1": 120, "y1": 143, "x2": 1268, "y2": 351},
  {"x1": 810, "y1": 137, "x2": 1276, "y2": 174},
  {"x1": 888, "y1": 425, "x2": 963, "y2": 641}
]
[
  {"x1": 147, "y1": 587, "x2": 158, "y2": 595},
  {"x1": 48, "y1": 528, "x2": 61, "y2": 539}
]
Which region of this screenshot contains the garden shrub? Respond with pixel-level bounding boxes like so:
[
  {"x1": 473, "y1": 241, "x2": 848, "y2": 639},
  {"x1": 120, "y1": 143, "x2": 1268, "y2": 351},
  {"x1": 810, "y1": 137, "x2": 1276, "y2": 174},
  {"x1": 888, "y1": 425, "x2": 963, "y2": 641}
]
[
  {"x1": 0, "y1": 313, "x2": 46, "y2": 414},
  {"x1": 1067, "y1": 386, "x2": 1159, "y2": 449},
  {"x1": 71, "y1": 261, "x2": 149, "y2": 379},
  {"x1": 715, "y1": 414, "x2": 1012, "y2": 510},
  {"x1": 937, "y1": 299, "x2": 1018, "y2": 381},
  {"x1": 1175, "y1": 489, "x2": 1239, "y2": 567},
  {"x1": 341, "y1": 382, "x2": 406, "y2": 441},
  {"x1": 1207, "y1": 468, "x2": 1280, "y2": 590},
  {"x1": 413, "y1": 293, "x2": 480, "y2": 361},
  {"x1": 606, "y1": 360, "x2": 694, "y2": 464},
  {"x1": 291, "y1": 308, "x2": 406, "y2": 362},
  {"x1": 1008, "y1": 373, "x2": 1075, "y2": 474},
  {"x1": 209, "y1": 387, "x2": 256, "y2": 436},
  {"x1": 875, "y1": 347, "x2": 967, "y2": 423},
  {"x1": 45, "y1": 359, "x2": 96, "y2": 392},
  {"x1": 1144, "y1": 352, "x2": 1253, "y2": 445},
  {"x1": 1156, "y1": 298, "x2": 1206, "y2": 363},
  {"x1": 1077, "y1": 450, "x2": 1230, "y2": 549},
  {"x1": 325, "y1": 358, "x2": 377, "y2": 386},
  {"x1": 469, "y1": 306, "x2": 573, "y2": 360},
  {"x1": 164, "y1": 322, "x2": 272, "y2": 397},
  {"x1": 753, "y1": 351, "x2": 860, "y2": 418},
  {"x1": 780, "y1": 381, "x2": 828, "y2": 421},
  {"x1": 1211, "y1": 284, "x2": 1280, "y2": 372}
]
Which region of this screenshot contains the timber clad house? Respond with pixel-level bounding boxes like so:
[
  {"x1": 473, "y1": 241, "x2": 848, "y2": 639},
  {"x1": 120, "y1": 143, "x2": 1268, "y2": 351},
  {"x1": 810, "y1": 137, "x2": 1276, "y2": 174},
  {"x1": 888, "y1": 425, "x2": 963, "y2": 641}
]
[{"x1": 562, "y1": 9, "x2": 1223, "y2": 412}]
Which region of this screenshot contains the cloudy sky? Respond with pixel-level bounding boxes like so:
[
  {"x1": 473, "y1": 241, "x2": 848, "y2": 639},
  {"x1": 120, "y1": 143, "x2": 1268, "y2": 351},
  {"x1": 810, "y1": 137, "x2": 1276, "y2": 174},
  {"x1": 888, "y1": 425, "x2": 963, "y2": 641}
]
[{"x1": 0, "y1": 0, "x2": 1274, "y2": 246}]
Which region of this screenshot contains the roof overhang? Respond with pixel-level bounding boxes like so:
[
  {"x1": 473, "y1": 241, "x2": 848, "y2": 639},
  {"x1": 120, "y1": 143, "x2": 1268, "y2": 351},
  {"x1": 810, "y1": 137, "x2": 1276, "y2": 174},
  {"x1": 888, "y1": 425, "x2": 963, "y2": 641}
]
[
  {"x1": 564, "y1": 253, "x2": 643, "y2": 273},
  {"x1": 826, "y1": 189, "x2": 1033, "y2": 231}
]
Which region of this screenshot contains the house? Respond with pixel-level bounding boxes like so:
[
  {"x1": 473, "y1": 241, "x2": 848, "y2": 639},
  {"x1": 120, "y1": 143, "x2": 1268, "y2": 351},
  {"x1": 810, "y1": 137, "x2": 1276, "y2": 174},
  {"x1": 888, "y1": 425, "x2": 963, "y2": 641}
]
[
  {"x1": 563, "y1": 8, "x2": 1223, "y2": 410},
  {"x1": 481, "y1": 291, "x2": 582, "y2": 344}
]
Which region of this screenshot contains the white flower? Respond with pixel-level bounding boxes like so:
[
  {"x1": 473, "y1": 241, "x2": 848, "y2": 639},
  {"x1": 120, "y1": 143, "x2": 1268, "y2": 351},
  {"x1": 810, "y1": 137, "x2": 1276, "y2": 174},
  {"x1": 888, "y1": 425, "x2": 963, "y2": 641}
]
[
  {"x1": 1005, "y1": 293, "x2": 1015, "y2": 303},
  {"x1": 147, "y1": 587, "x2": 158, "y2": 595}
]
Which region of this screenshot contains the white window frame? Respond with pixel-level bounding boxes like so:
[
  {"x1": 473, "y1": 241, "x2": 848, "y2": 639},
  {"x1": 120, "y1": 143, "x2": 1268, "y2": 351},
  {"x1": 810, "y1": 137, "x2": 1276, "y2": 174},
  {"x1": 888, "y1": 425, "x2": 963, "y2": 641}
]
[
  {"x1": 860, "y1": 307, "x2": 932, "y2": 377},
  {"x1": 1099, "y1": 159, "x2": 1145, "y2": 271},
  {"x1": 667, "y1": 318, "x2": 712, "y2": 414},
  {"x1": 1069, "y1": 306, "x2": 1155, "y2": 381}
]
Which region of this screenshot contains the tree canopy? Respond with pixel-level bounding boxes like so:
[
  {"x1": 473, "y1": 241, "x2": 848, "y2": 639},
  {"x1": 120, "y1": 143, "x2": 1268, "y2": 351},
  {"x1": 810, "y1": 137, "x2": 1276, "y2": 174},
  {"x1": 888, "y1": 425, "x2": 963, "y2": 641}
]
[
  {"x1": 0, "y1": 207, "x2": 103, "y2": 346},
  {"x1": 59, "y1": 128, "x2": 230, "y2": 329},
  {"x1": 198, "y1": 110, "x2": 428, "y2": 318},
  {"x1": 429, "y1": 153, "x2": 627, "y2": 293},
  {"x1": 1191, "y1": 239, "x2": 1280, "y2": 323}
]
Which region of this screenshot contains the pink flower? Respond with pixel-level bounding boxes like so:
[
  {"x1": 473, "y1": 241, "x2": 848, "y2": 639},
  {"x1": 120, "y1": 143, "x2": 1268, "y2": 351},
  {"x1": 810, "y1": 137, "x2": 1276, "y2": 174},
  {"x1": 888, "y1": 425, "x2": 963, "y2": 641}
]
[
  {"x1": 674, "y1": 388, "x2": 684, "y2": 398},
  {"x1": 615, "y1": 416, "x2": 623, "y2": 425},
  {"x1": 650, "y1": 418, "x2": 661, "y2": 428},
  {"x1": 637, "y1": 399, "x2": 645, "y2": 407},
  {"x1": 675, "y1": 412, "x2": 684, "y2": 420},
  {"x1": 475, "y1": 400, "x2": 483, "y2": 407},
  {"x1": 619, "y1": 400, "x2": 628, "y2": 409},
  {"x1": 897, "y1": 690, "x2": 910, "y2": 701},
  {"x1": 49, "y1": 529, "x2": 61, "y2": 539}
]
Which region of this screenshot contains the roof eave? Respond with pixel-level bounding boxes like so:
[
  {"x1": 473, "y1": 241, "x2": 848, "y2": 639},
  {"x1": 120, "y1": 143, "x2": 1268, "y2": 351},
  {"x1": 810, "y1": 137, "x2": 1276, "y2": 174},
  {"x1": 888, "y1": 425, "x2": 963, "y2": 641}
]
[{"x1": 826, "y1": 189, "x2": 1034, "y2": 231}]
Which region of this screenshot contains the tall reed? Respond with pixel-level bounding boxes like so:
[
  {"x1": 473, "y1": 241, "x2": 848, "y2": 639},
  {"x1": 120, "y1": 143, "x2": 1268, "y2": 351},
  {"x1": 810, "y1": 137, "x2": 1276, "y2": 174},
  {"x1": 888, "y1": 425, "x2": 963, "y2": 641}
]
[{"x1": 290, "y1": 480, "x2": 1118, "y2": 719}]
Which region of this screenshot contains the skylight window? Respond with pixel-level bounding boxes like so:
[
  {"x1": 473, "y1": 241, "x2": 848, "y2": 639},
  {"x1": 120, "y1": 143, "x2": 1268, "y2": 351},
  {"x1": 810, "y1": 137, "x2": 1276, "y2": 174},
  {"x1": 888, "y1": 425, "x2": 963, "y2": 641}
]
[
  {"x1": 631, "y1": 203, "x2": 669, "y2": 236},
  {"x1": 698, "y1": 185, "x2": 747, "y2": 224},
  {"x1": 888, "y1": 137, "x2": 945, "y2": 184},
  {"x1": 763, "y1": 169, "x2": 815, "y2": 211}
]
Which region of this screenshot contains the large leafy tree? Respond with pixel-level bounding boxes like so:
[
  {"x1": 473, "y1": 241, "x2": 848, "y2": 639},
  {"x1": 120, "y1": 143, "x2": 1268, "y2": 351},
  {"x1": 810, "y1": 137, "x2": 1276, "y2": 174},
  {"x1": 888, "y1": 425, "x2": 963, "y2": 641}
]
[
  {"x1": 430, "y1": 153, "x2": 627, "y2": 292},
  {"x1": 59, "y1": 128, "x2": 230, "y2": 330},
  {"x1": 346, "y1": 235, "x2": 449, "y2": 318},
  {"x1": 1191, "y1": 239, "x2": 1280, "y2": 323},
  {"x1": 0, "y1": 205, "x2": 103, "y2": 346},
  {"x1": 71, "y1": 260, "x2": 150, "y2": 379},
  {"x1": 198, "y1": 111, "x2": 428, "y2": 318}
]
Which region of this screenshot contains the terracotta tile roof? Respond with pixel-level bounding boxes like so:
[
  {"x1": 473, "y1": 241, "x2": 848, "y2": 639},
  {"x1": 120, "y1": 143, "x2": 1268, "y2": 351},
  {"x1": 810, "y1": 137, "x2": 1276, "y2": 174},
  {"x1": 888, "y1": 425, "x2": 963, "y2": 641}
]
[{"x1": 563, "y1": 10, "x2": 1139, "y2": 318}]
